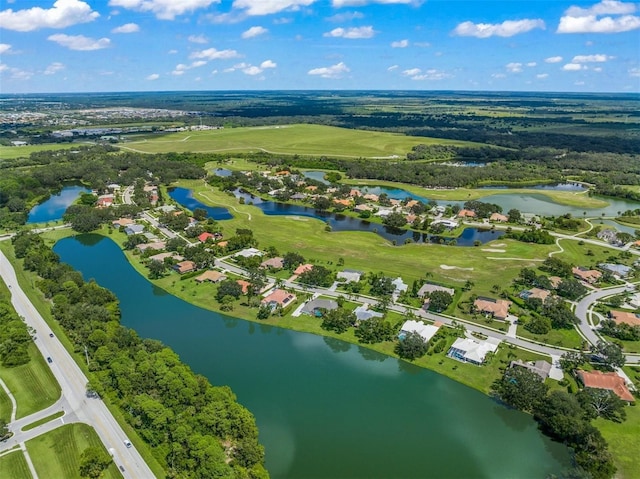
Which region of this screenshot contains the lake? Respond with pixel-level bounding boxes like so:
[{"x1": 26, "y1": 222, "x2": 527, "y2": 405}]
[
  {"x1": 26, "y1": 185, "x2": 89, "y2": 224},
  {"x1": 167, "y1": 187, "x2": 233, "y2": 220},
  {"x1": 54, "y1": 235, "x2": 571, "y2": 479}
]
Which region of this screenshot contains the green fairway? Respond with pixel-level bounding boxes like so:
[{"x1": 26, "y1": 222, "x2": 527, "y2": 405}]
[
  {"x1": 120, "y1": 123, "x2": 479, "y2": 157},
  {"x1": 27, "y1": 423, "x2": 122, "y2": 479},
  {"x1": 0, "y1": 343, "x2": 60, "y2": 419},
  {"x1": 0, "y1": 450, "x2": 31, "y2": 479}
]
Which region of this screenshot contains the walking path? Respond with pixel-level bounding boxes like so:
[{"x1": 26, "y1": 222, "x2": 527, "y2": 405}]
[{"x1": 0, "y1": 379, "x2": 17, "y2": 422}]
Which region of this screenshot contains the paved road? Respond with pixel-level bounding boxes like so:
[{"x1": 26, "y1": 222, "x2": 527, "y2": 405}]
[{"x1": 0, "y1": 250, "x2": 156, "y2": 478}]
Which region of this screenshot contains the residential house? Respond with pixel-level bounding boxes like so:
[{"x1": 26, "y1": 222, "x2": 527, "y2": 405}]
[
  {"x1": 337, "y1": 270, "x2": 363, "y2": 283},
  {"x1": 447, "y1": 337, "x2": 501, "y2": 365},
  {"x1": 575, "y1": 370, "x2": 635, "y2": 402},
  {"x1": 509, "y1": 360, "x2": 551, "y2": 381},
  {"x1": 473, "y1": 297, "x2": 512, "y2": 320},
  {"x1": 599, "y1": 263, "x2": 633, "y2": 278},
  {"x1": 417, "y1": 283, "x2": 455, "y2": 298},
  {"x1": 431, "y1": 219, "x2": 458, "y2": 229},
  {"x1": 235, "y1": 248, "x2": 263, "y2": 258},
  {"x1": 392, "y1": 277, "x2": 408, "y2": 294},
  {"x1": 149, "y1": 252, "x2": 182, "y2": 263},
  {"x1": 96, "y1": 195, "x2": 114, "y2": 207},
  {"x1": 301, "y1": 298, "x2": 338, "y2": 316},
  {"x1": 363, "y1": 193, "x2": 379, "y2": 202},
  {"x1": 260, "y1": 257, "x2": 285, "y2": 269},
  {"x1": 609, "y1": 310, "x2": 640, "y2": 327},
  {"x1": 173, "y1": 260, "x2": 197, "y2": 274},
  {"x1": 519, "y1": 287, "x2": 551, "y2": 303},
  {"x1": 290, "y1": 193, "x2": 306, "y2": 200},
  {"x1": 354, "y1": 204, "x2": 374, "y2": 213},
  {"x1": 198, "y1": 232, "x2": 215, "y2": 243},
  {"x1": 597, "y1": 229, "x2": 621, "y2": 245},
  {"x1": 124, "y1": 224, "x2": 145, "y2": 236},
  {"x1": 137, "y1": 241, "x2": 166, "y2": 252},
  {"x1": 457, "y1": 209, "x2": 476, "y2": 218},
  {"x1": 572, "y1": 266, "x2": 602, "y2": 284},
  {"x1": 112, "y1": 218, "x2": 134, "y2": 228},
  {"x1": 195, "y1": 270, "x2": 227, "y2": 283},
  {"x1": 261, "y1": 289, "x2": 297, "y2": 309},
  {"x1": 236, "y1": 280, "x2": 251, "y2": 294},
  {"x1": 548, "y1": 276, "x2": 563, "y2": 289},
  {"x1": 490, "y1": 212, "x2": 509, "y2": 222},
  {"x1": 333, "y1": 198, "x2": 351, "y2": 207},
  {"x1": 399, "y1": 320, "x2": 441, "y2": 343},
  {"x1": 349, "y1": 189, "x2": 362, "y2": 198},
  {"x1": 354, "y1": 305, "x2": 384, "y2": 321},
  {"x1": 294, "y1": 263, "x2": 314, "y2": 275}
]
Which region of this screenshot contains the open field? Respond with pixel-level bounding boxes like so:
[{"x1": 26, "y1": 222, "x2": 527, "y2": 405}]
[
  {"x1": 120, "y1": 124, "x2": 480, "y2": 157},
  {"x1": 27, "y1": 423, "x2": 122, "y2": 479},
  {"x1": 0, "y1": 343, "x2": 61, "y2": 419},
  {"x1": 0, "y1": 143, "x2": 91, "y2": 160},
  {"x1": 0, "y1": 450, "x2": 31, "y2": 479}
]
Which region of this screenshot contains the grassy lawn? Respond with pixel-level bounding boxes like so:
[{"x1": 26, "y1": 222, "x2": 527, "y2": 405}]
[
  {"x1": 516, "y1": 325, "x2": 586, "y2": 349},
  {"x1": 0, "y1": 385, "x2": 11, "y2": 423},
  {"x1": 120, "y1": 123, "x2": 480, "y2": 157},
  {"x1": 22, "y1": 411, "x2": 65, "y2": 431},
  {"x1": 596, "y1": 402, "x2": 640, "y2": 479},
  {"x1": 0, "y1": 450, "x2": 31, "y2": 479},
  {"x1": 0, "y1": 143, "x2": 91, "y2": 160},
  {"x1": 0, "y1": 345, "x2": 60, "y2": 419},
  {"x1": 27, "y1": 423, "x2": 122, "y2": 479}
]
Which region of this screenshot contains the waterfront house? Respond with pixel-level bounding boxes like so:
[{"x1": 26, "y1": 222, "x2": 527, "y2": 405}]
[
  {"x1": 137, "y1": 241, "x2": 166, "y2": 252},
  {"x1": 354, "y1": 304, "x2": 384, "y2": 322},
  {"x1": 195, "y1": 270, "x2": 227, "y2": 284},
  {"x1": 149, "y1": 252, "x2": 182, "y2": 263},
  {"x1": 261, "y1": 289, "x2": 297, "y2": 309},
  {"x1": 173, "y1": 260, "x2": 197, "y2": 274},
  {"x1": 447, "y1": 337, "x2": 501, "y2": 365},
  {"x1": 236, "y1": 280, "x2": 251, "y2": 294},
  {"x1": 575, "y1": 370, "x2": 635, "y2": 402},
  {"x1": 509, "y1": 360, "x2": 551, "y2": 381},
  {"x1": 124, "y1": 224, "x2": 145, "y2": 235},
  {"x1": 301, "y1": 298, "x2": 338, "y2": 316},
  {"x1": 112, "y1": 218, "x2": 134, "y2": 228},
  {"x1": 473, "y1": 297, "x2": 512, "y2": 320},
  {"x1": 399, "y1": 320, "x2": 441, "y2": 343},
  {"x1": 490, "y1": 213, "x2": 508, "y2": 222},
  {"x1": 457, "y1": 209, "x2": 476, "y2": 218}
]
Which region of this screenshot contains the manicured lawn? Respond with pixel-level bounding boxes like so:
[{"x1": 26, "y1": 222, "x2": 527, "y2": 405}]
[
  {"x1": 596, "y1": 401, "x2": 640, "y2": 479},
  {"x1": 121, "y1": 123, "x2": 479, "y2": 157},
  {"x1": 22, "y1": 411, "x2": 65, "y2": 431},
  {"x1": 0, "y1": 385, "x2": 11, "y2": 423},
  {"x1": 27, "y1": 423, "x2": 122, "y2": 479},
  {"x1": 0, "y1": 344, "x2": 60, "y2": 419},
  {"x1": 0, "y1": 143, "x2": 88, "y2": 160},
  {"x1": 516, "y1": 325, "x2": 586, "y2": 349},
  {"x1": 0, "y1": 450, "x2": 31, "y2": 479}
]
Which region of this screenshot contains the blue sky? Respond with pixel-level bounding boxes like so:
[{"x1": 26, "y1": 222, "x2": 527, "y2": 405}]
[{"x1": 0, "y1": 0, "x2": 638, "y2": 93}]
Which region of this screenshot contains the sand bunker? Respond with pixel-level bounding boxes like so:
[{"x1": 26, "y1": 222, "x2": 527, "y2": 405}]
[
  {"x1": 440, "y1": 264, "x2": 474, "y2": 271},
  {"x1": 482, "y1": 248, "x2": 506, "y2": 253},
  {"x1": 492, "y1": 243, "x2": 507, "y2": 247}
]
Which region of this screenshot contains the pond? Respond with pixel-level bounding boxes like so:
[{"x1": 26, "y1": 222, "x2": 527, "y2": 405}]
[
  {"x1": 27, "y1": 185, "x2": 90, "y2": 224},
  {"x1": 167, "y1": 187, "x2": 233, "y2": 220},
  {"x1": 54, "y1": 235, "x2": 572, "y2": 479}
]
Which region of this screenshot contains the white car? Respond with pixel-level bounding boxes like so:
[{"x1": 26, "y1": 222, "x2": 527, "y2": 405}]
[{"x1": 123, "y1": 439, "x2": 132, "y2": 448}]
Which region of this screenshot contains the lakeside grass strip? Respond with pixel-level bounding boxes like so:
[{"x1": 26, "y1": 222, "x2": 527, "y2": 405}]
[{"x1": 22, "y1": 411, "x2": 65, "y2": 431}]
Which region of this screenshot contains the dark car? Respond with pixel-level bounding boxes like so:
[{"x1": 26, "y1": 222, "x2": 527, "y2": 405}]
[
  {"x1": 49, "y1": 333, "x2": 54, "y2": 338},
  {"x1": 46, "y1": 357, "x2": 53, "y2": 363}
]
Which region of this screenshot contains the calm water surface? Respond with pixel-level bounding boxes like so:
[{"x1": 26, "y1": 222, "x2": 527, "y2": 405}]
[
  {"x1": 27, "y1": 185, "x2": 89, "y2": 223},
  {"x1": 54, "y1": 235, "x2": 571, "y2": 479}
]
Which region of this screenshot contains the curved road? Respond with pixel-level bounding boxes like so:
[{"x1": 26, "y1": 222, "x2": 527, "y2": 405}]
[{"x1": 0, "y1": 249, "x2": 155, "y2": 478}]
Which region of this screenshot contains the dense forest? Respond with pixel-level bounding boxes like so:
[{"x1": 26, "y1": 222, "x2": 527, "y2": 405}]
[{"x1": 11, "y1": 232, "x2": 267, "y2": 479}]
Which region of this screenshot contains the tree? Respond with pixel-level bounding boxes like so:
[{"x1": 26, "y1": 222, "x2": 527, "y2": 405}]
[
  {"x1": 428, "y1": 291, "x2": 453, "y2": 312},
  {"x1": 493, "y1": 366, "x2": 549, "y2": 413},
  {"x1": 216, "y1": 280, "x2": 243, "y2": 301},
  {"x1": 283, "y1": 252, "x2": 305, "y2": 271},
  {"x1": 298, "y1": 265, "x2": 333, "y2": 287},
  {"x1": 593, "y1": 340, "x2": 625, "y2": 370},
  {"x1": 382, "y1": 212, "x2": 408, "y2": 229},
  {"x1": 355, "y1": 317, "x2": 394, "y2": 344},
  {"x1": 556, "y1": 278, "x2": 587, "y2": 301},
  {"x1": 577, "y1": 388, "x2": 627, "y2": 423},
  {"x1": 321, "y1": 308, "x2": 355, "y2": 334},
  {"x1": 313, "y1": 196, "x2": 331, "y2": 211},
  {"x1": 395, "y1": 331, "x2": 428, "y2": 361},
  {"x1": 0, "y1": 418, "x2": 9, "y2": 440},
  {"x1": 559, "y1": 351, "x2": 586, "y2": 373},
  {"x1": 193, "y1": 207, "x2": 208, "y2": 221},
  {"x1": 79, "y1": 446, "x2": 112, "y2": 478},
  {"x1": 147, "y1": 260, "x2": 167, "y2": 280},
  {"x1": 507, "y1": 208, "x2": 521, "y2": 223}
]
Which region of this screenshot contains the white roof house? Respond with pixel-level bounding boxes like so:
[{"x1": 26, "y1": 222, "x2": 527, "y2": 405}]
[
  {"x1": 399, "y1": 320, "x2": 441, "y2": 343},
  {"x1": 354, "y1": 305, "x2": 384, "y2": 321},
  {"x1": 337, "y1": 270, "x2": 362, "y2": 283},
  {"x1": 392, "y1": 277, "x2": 408, "y2": 293},
  {"x1": 417, "y1": 283, "x2": 455, "y2": 297},
  {"x1": 234, "y1": 247, "x2": 263, "y2": 258},
  {"x1": 447, "y1": 337, "x2": 501, "y2": 365}
]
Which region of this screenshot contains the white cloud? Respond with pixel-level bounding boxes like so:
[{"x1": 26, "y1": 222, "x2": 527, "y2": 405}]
[
  {"x1": 308, "y1": 61, "x2": 349, "y2": 79},
  {"x1": 526, "y1": 62, "x2": 537, "y2": 67},
  {"x1": 402, "y1": 68, "x2": 421, "y2": 76},
  {"x1": 260, "y1": 59, "x2": 277, "y2": 68},
  {"x1": 44, "y1": 62, "x2": 65, "y2": 75},
  {"x1": 557, "y1": 0, "x2": 640, "y2": 33},
  {"x1": 536, "y1": 73, "x2": 549, "y2": 79},
  {"x1": 0, "y1": 44, "x2": 11, "y2": 55},
  {"x1": 572, "y1": 53, "x2": 613, "y2": 62},
  {"x1": 190, "y1": 47, "x2": 241, "y2": 60},
  {"x1": 242, "y1": 26, "x2": 268, "y2": 38},
  {"x1": 232, "y1": 0, "x2": 316, "y2": 16},
  {"x1": 629, "y1": 67, "x2": 640, "y2": 77},
  {"x1": 243, "y1": 65, "x2": 263, "y2": 75},
  {"x1": 112, "y1": 22, "x2": 139, "y2": 33},
  {"x1": 391, "y1": 39, "x2": 409, "y2": 48},
  {"x1": 410, "y1": 69, "x2": 451, "y2": 80},
  {"x1": 562, "y1": 63, "x2": 586, "y2": 70},
  {"x1": 593, "y1": 66, "x2": 603, "y2": 72},
  {"x1": 48, "y1": 34, "x2": 111, "y2": 51},
  {"x1": 506, "y1": 62, "x2": 523, "y2": 73},
  {"x1": 146, "y1": 73, "x2": 160, "y2": 80},
  {"x1": 191, "y1": 60, "x2": 207, "y2": 68},
  {"x1": 387, "y1": 64, "x2": 399, "y2": 71},
  {"x1": 109, "y1": 0, "x2": 219, "y2": 20},
  {"x1": 188, "y1": 34, "x2": 208, "y2": 44},
  {"x1": 575, "y1": 81, "x2": 586, "y2": 85},
  {"x1": 326, "y1": 11, "x2": 364, "y2": 22},
  {"x1": 491, "y1": 73, "x2": 507, "y2": 79},
  {"x1": 0, "y1": 0, "x2": 99, "y2": 32},
  {"x1": 332, "y1": 0, "x2": 418, "y2": 6},
  {"x1": 545, "y1": 56, "x2": 563, "y2": 63},
  {"x1": 453, "y1": 18, "x2": 545, "y2": 38},
  {"x1": 168, "y1": 49, "x2": 178, "y2": 54},
  {"x1": 324, "y1": 26, "x2": 375, "y2": 39}
]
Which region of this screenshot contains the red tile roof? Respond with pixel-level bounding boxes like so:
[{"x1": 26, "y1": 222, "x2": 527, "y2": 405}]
[{"x1": 577, "y1": 370, "x2": 635, "y2": 402}]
